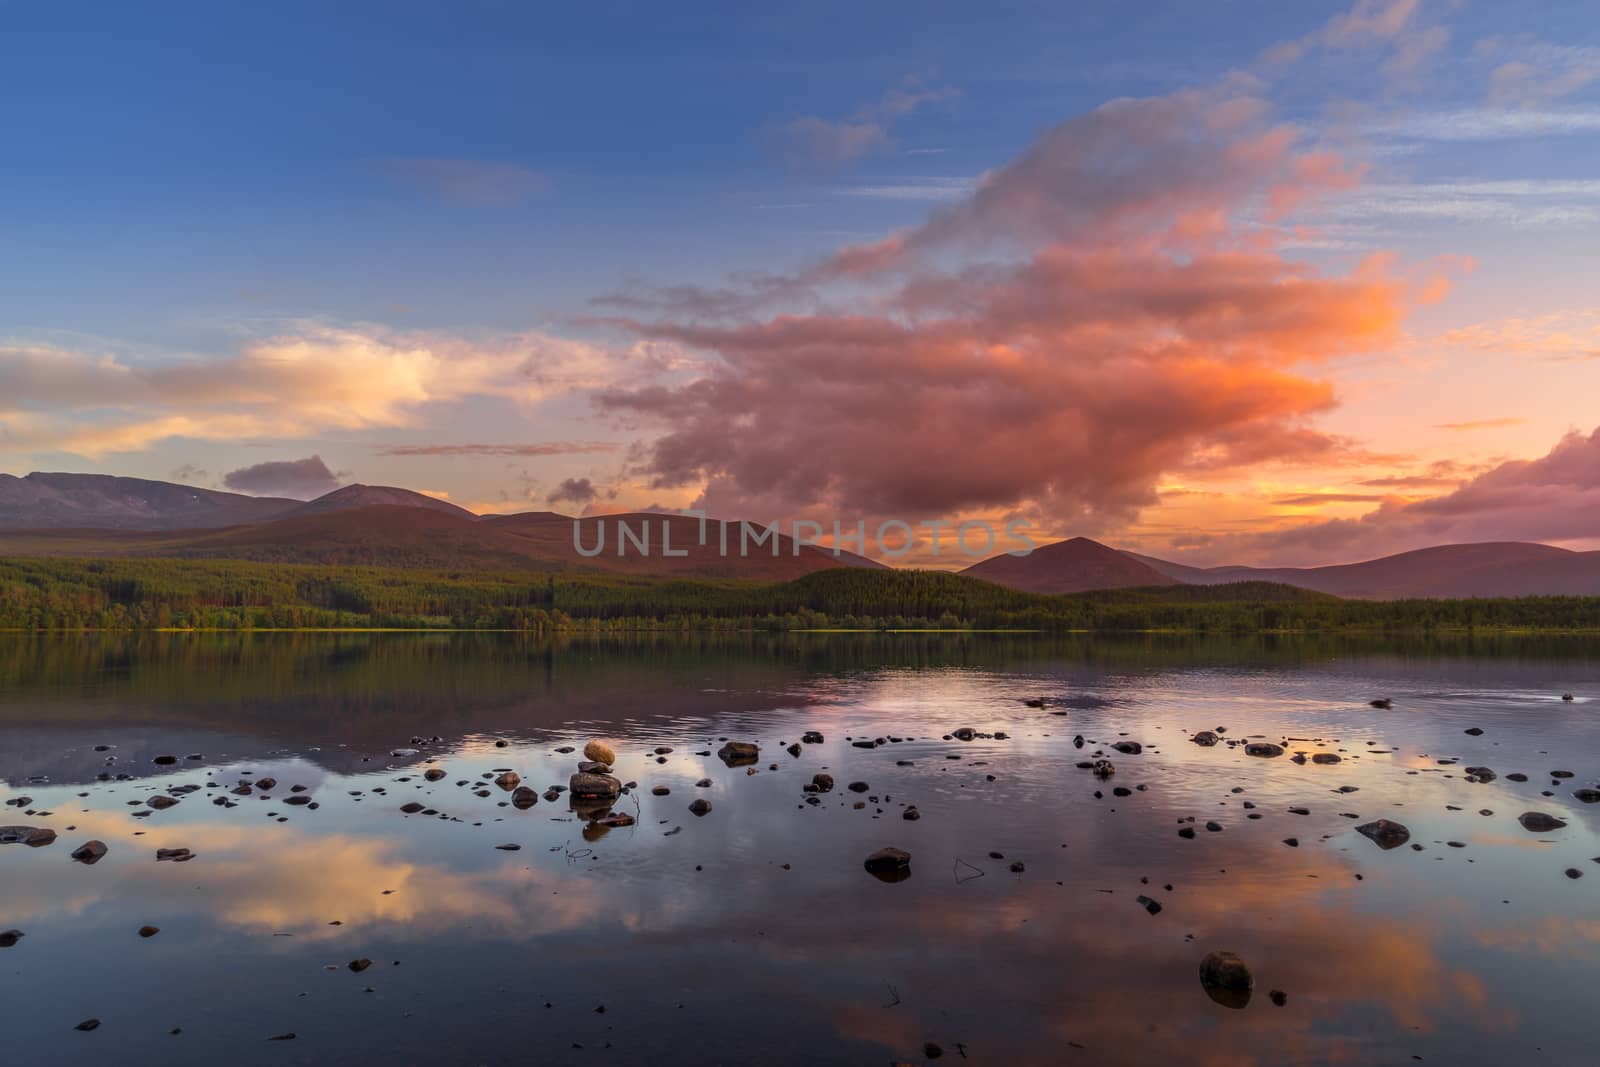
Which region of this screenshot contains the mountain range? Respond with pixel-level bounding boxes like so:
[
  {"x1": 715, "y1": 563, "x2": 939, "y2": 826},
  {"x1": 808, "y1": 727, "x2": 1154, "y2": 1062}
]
[{"x1": 2, "y1": 471, "x2": 1596, "y2": 598}]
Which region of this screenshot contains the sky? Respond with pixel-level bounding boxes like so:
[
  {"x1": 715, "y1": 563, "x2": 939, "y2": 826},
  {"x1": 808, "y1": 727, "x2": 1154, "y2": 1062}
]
[{"x1": 4, "y1": 0, "x2": 1600, "y2": 566}]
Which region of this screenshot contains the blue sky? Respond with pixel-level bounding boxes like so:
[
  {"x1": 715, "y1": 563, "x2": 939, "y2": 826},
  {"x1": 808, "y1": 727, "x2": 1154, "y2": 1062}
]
[{"x1": 4, "y1": 1, "x2": 1600, "y2": 564}]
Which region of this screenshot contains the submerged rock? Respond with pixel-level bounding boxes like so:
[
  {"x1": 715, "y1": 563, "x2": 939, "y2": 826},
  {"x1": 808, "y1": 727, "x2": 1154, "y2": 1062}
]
[
  {"x1": 863, "y1": 847, "x2": 911, "y2": 874},
  {"x1": 1311, "y1": 753, "x2": 1341, "y2": 765},
  {"x1": 1113, "y1": 741, "x2": 1143, "y2": 755},
  {"x1": 1356, "y1": 819, "x2": 1411, "y2": 849},
  {"x1": 1091, "y1": 760, "x2": 1115, "y2": 779},
  {"x1": 569, "y1": 772, "x2": 622, "y2": 799},
  {"x1": 1245, "y1": 742, "x2": 1284, "y2": 758},
  {"x1": 1199, "y1": 950, "x2": 1253, "y2": 1009},
  {"x1": 717, "y1": 741, "x2": 759, "y2": 767},
  {"x1": 1518, "y1": 812, "x2": 1568, "y2": 833},
  {"x1": 70, "y1": 840, "x2": 108, "y2": 864}
]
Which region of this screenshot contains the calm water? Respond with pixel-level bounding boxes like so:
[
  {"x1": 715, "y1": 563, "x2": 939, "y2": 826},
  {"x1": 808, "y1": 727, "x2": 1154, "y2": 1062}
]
[{"x1": 2, "y1": 632, "x2": 1598, "y2": 1066}]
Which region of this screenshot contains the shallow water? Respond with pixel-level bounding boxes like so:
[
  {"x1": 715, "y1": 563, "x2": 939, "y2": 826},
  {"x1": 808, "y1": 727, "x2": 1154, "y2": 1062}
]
[{"x1": 2, "y1": 632, "x2": 1598, "y2": 1066}]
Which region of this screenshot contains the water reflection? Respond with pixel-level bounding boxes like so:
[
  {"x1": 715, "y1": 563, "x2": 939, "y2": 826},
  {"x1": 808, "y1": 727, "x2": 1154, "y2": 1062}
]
[{"x1": 1, "y1": 632, "x2": 1597, "y2": 1065}]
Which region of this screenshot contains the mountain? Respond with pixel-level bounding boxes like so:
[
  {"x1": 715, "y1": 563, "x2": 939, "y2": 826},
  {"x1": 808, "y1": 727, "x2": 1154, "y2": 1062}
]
[
  {"x1": 1127, "y1": 541, "x2": 1600, "y2": 599},
  {"x1": 0, "y1": 472, "x2": 299, "y2": 530},
  {"x1": 960, "y1": 536, "x2": 1181, "y2": 594},
  {"x1": 0, "y1": 504, "x2": 886, "y2": 579},
  {"x1": 286, "y1": 484, "x2": 478, "y2": 520},
  {"x1": 482, "y1": 510, "x2": 887, "y2": 578}
]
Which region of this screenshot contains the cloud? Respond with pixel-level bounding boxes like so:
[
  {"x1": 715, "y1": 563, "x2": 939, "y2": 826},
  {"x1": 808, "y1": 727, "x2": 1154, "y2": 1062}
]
[
  {"x1": 1434, "y1": 418, "x2": 1524, "y2": 432},
  {"x1": 1442, "y1": 311, "x2": 1600, "y2": 361},
  {"x1": 1232, "y1": 425, "x2": 1600, "y2": 562},
  {"x1": 223, "y1": 455, "x2": 343, "y2": 498},
  {"x1": 775, "y1": 81, "x2": 958, "y2": 170},
  {"x1": 1272, "y1": 492, "x2": 1388, "y2": 506},
  {"x1": 834, "y1": 177, "x2": 977, "y2": 202},
  {"x1": 597, "y1": 78, "x2": 1409, "y2": 531},
  {"x1": 547, "y1": 477, "x2": 599, "y2": 506},
  {"x1": 0, "y1": 326, "x2": 653, "y2": 458},
  {"x1": 374, "y1": 441, "x2": 622, "y2": 457},
  {"x1": 375, "y1": 157, "x2": 548, "y2": 206},
  {"x1": 1373, "y1": 109, "x2": 1600, "y2": 141},
  {"x1": 1485, "y1": 42, "x2": 1600, "y2": 106}
]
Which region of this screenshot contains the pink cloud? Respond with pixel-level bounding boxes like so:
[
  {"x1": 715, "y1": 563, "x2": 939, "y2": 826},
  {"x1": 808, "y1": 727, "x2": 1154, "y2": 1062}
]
[{"x1": 597, "y1": 80, "x2": 1408, "y2": 532}]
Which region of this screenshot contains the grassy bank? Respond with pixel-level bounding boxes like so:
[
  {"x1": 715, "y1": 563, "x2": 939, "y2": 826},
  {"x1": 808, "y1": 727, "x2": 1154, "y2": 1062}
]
[{"x1": 6, "y1": 555, "x2": 1600, "y2": 633}]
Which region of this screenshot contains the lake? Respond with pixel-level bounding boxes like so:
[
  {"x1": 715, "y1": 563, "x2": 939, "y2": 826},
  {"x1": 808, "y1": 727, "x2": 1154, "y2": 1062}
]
[{"x1": 2, "y1": 632, "x2": 1598, "y2": 1065}]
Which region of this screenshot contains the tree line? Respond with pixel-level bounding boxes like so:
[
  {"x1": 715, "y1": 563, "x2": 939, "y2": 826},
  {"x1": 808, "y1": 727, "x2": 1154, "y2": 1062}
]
[{"x1": 5, "y1": 556, "x2": 1600, "y2": 633}]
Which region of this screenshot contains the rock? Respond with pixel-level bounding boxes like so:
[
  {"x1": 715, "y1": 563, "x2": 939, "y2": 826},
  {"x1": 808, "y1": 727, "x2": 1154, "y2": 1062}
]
[
  {"x1": 153, "y1": 755, "x2": 178, "y2": 765},
  {"x1": 863, "y1": 847, "x2": 911, "y2": 874},
  {"x1": 0, "y1": 930, "x2": 22, "y2": 947},
  {"x1": 1464, "y1": 727, "x2": 1483, "y2": 736},
  {"x1": 400, "y1": 801, "x2": 425, "y2": 814},
  {"x1": 155, "y1": 848, "x2": 193, "y2": 862},
  {"x1": 1136, "y1": 895, "x2": 1162, "y2": 915},
  {"x1": 1574, "y1": 789, "x2": 1600, "y2": 803},
  {"x1": 694, "y1": 778, "x2": 712, "y2": 788},
  {"x1": 1562, "y1": 693, "x2": 1575, "y2": 701},
  {"x1": 1356, "y1": 819, "x2": 1410, "y2": 849},
  {"x1": 138, "y1": 926, "x2": 159, "y2": 938},
  {"x1": 802, "y1": 731, "x2": 825, "y2": 744},
  {"x1": 70, "y1": 840, "x2": 108, "y2": 864},
  {"x1": 583, "y1": 740, "x2": 617, "y2": 765},
  {"x1": 283, "y1": 795, "x2": 311, "y2": 806},
  {"x1": 255, "y1": 777, "x2": 277, "y2": 790},
  {"x1": 717, "y1": 741, "x2": 759, "y2": 767},
  {"x1": 848, "y1": 781, "x2": 870, "y2": 793},
  {"x1": 1177, "y1": 827, "x2": 1195, "y2": 839},
  {"x1": 1192, "y1": 731, "x2": 1219, "y2": 746},
  {"x1": 688, "y1": 798, "x2": 712, "y2": 817},
  {"x1": 650, "y1": 786, "x2": 670, "y2": 796},
  {"x1": 786, "y1": 743, "x2": 801, "y2": 758},
  {"x1": 1009, "y1": 860, "x2": 1026, "y2": 873},
  {"x1": 1269, "y1": 990, "x2": 1287, "y2": 1007},
  {"x1": 1552, "y1": 770, "x2": 1575, "y2": 778},
  {"x1": 902, "y1": 806, "x2": 921, "y2": 821},
  {"x1": 1113, "y1": 741, "x2": 1143, "y2": 755},
  {"x1": 569, "y1": 772, "x2": 622, "y2": 799},
  {"x1": 1518, "y1": 811, "x2": 1567, "y2": 833},
  {"x1": 493, "y1": 771, "x2": 521, "y2": 791},
  {"x1": 1369, "y1": 699, "x2": 1393, "y2": 709},
  {"x1": 1244, "y1": 742, "x2": 1284, "y2": 758},
  {"x1": 1282, "y1": 837, "x2": 1299, "y2": 847},
  {"x1": 1506, "y1": 773, "x2": 1529, "y2": 782},
  {"x1": 494, "y1": 843, "x2": 521, "y2": 851},
  {"x1": 8, "y1": 826, "x2": 56, "y2": 848},
  {"x1": 511, "y1": 787, "x2": 539, "y2": 810},
  {"x1": 423, "y1": 768, "x2": 445, "y2": 782},
  {"x1": 811, "y1": 773, "x2": 834, "y2": 792},
  {"x1": 1311, "y1": 753, "x2": 1341, "y2": 765},
  {"x1": 1205, "y1": 821, "x2": 1223, "y2": 832},
  {"x1": 348, "y1": 958, "x2": 372, "y2": 972},
  {"x1": 1199, "y1": 951, "x2": 1253, "y2": 1009},
  {"x1": 576, "y1": 760, "x2": 611, "y2": 774},
  {"x1": 591, "y1": 812, "x2": 635, "y2": 828},
  {"x1": 1566, "y1": 868, "x2": 1583, "y2": 879},
  {"x1": 1091, "y1": 760, "x2": 1115, "y2": 779},
  {"x1": 75, "y1": 1018, "x2": 101, "y2": 1031}
]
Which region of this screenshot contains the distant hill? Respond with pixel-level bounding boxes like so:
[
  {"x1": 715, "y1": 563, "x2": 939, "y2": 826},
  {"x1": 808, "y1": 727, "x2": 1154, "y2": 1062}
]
[
  {"x1": 960, "y1": 536, "x2": 1181, "y2": 593},
  {"x1": 0, "y1": 472, "x2": 298, "y2": 530},
  {"x1": 0, "y1": 504, "x2": 887, "y2": 579},
  {"x1": 1127, "y1": 541, "x2": 1600, "y2": 599},
  {"x1": 483, "y1": 510, "x2": 886, "y2": 579},
  {"x1": 286, "y1": 484, "x2": 478, "y2": 520}
]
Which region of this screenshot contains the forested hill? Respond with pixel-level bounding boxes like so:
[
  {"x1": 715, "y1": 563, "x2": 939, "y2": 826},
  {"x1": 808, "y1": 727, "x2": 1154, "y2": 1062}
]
[{"x1": 5, "y1": 556, "x2": 1600, "y2": 633}]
